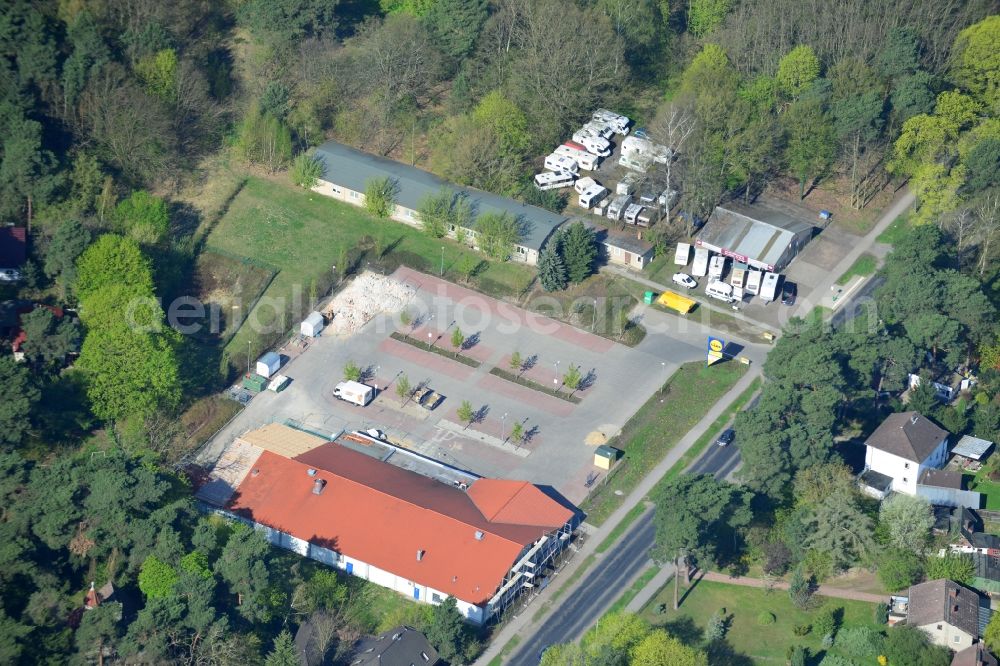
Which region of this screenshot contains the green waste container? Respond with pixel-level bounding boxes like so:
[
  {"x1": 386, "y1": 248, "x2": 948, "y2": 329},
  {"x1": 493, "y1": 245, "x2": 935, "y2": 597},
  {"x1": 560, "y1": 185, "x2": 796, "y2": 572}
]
[
  {"x1": 242, "y1": 373, "x2": 267, "y2": 392},
  {"x1": 643, "y1": 291, "x2": 655, "y2": 305}
]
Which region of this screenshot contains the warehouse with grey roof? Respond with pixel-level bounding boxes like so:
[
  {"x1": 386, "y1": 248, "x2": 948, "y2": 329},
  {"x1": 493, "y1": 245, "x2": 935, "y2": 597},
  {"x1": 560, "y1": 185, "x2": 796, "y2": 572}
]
[
  {"x1": 312, "y1": 141, "x2": 567, "y2": 266},
  {"x1": 695, "y1": 200, "x2": 815, "y2": 272}
]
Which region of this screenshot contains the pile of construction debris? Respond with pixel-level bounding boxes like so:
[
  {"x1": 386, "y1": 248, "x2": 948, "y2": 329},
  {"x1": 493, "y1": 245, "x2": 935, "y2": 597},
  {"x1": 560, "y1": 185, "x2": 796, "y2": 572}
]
[{"x1": 323, "y1": 271, "x2": 415, "y2": 334}]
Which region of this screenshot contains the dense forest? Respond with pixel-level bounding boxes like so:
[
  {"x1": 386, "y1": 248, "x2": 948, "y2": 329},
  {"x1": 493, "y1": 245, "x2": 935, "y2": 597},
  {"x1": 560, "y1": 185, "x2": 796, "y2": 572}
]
[{"x1": 1, "y1": 0, "x2": 999, "y2": 663}]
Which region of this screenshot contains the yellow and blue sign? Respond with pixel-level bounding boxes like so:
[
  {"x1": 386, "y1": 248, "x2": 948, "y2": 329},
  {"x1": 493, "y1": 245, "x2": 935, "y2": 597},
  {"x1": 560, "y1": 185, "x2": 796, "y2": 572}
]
[{"x1": 707, "y1": 336, "x2": 726, "y2": 366}]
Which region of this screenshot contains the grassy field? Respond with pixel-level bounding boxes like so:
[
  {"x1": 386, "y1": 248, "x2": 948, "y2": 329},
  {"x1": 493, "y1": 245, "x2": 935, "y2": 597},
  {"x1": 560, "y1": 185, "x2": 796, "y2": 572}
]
[
  {"x1": 206, "y1": 177, "x2": 535, "y2": 368},
  {"x1": 968, "y1": 471, "x2": 1000, "y2": 510},
  {"x1": 875, "y1": 212, "x2": 912, "y2": 245},
  {"x1": 835, "y1": 253, "x2": 878, "y2": 285},
  {"x1": 641, "y1": 579, "x2": 880, "y2": 664},
  {"x1": 580, "y1": 361, "x2": 749, "y2": 526}
]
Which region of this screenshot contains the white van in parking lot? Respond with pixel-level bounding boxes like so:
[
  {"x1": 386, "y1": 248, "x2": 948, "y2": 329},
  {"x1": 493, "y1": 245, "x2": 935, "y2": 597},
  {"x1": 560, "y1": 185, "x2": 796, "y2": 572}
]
[{"x1": 706, "y1": 280, "x2": 737, "y2": 303}]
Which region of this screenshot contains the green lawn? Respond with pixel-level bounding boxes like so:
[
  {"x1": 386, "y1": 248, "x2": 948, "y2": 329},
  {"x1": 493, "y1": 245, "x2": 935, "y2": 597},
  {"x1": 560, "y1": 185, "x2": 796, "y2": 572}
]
[
  {"x1": 835, "y1": 253, "x2": 878, "y2": 285},
  {"x1": 875, "y1": 212, "x2": 912, "y2": 245},
  {"x1": 640, "y1": 579, "x2": 880, "y2": 664},
  {"x1": 580, "y1": 361, "x2": 749, "y2": 526},
  {"x1": 206, "y1": 177, "x2": 534, "y2": 369},
  {"x1": 967, "y1": 472, "x2": 1000, "y2": 510}
]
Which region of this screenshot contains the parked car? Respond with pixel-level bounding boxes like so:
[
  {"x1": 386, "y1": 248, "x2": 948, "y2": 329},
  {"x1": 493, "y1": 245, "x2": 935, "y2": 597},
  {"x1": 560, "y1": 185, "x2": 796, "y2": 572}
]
[
  {"x1": 671, "y1": 273, "x2": 697, "y2": 289},
  {"x1": 780, "y1": 281, "x2": 797, "y2": 305},
  {"x1": 716, "y1": 428, "x2": 735, "y2": 447},
  {"x1": 0, "y1": 269, "x2": 21, "y2": 282},
  {"x1": 633, "y1": 127, "x2": 650, "y2": 139}
]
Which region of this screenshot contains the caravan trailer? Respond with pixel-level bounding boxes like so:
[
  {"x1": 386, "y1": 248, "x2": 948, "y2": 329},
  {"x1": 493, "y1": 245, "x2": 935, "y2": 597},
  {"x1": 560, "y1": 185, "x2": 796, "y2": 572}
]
[
  {"x1": 578, "y1": 184, "x2": 609, "y2": 209},
  {"x1": 555, "y1": 144, "x2": 600, "y2": 170},
  {"x1": 534, "y1": 171, "x2": 576, "y2": 191},
  {"x1": 691, "y1": 248, "x2": 710, "y2": 277},
  {"x1": 606, "y1": 195, "x2": 630, "y2": 221},
  {"x1": 543, "y1": 153, "x2": 579, "y2": 174},
  {"x1": 745, "y1": 269, "x2": 762, "y2": 295},
  {"x1": 623, "y1": 203, "x2": 644, "y2": 225},
  {"x1": 759, "y1": 272, "x2": 781, "y2": 303}
]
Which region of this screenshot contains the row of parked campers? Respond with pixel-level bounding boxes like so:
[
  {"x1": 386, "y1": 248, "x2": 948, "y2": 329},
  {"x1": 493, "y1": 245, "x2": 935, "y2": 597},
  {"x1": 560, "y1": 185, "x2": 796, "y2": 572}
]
[{"x1": 533, "y1": 110, "x2": 632, "y2": 192}]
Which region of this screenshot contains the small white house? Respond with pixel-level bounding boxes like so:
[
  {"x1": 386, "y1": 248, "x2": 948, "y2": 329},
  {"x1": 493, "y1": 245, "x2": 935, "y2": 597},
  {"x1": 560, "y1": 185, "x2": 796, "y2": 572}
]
[
  {"x1": 860, "y1": 411, "x2": 949, "y2": 498},
  {"x1": 300, "y1": 312, "x2": 324, "y2": 337}
]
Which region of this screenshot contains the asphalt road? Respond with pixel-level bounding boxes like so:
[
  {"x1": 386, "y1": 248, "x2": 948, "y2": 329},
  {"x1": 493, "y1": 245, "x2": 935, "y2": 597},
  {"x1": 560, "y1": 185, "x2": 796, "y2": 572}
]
[
  {"x1": 686, "y1": 439, "x2": 741, "y2": 478},
  {"x1": 508, "y1": 510, "x2": 656, "y2": 665},
  {"x1": 829, "y1": 275, "x2": 884, "y2": 329}
]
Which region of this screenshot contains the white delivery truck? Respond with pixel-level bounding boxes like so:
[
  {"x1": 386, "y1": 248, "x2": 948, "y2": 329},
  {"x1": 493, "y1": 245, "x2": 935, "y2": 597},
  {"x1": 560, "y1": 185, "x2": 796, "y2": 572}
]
[
  {"x1": 706, "y1": 280, "x2": 737, "y2": 303},
  {"x1": 759, "y1": 272, "x2": 781, "y2": 303},
  {"x1": 623, "y1": 203, "x2": 644, "y2": 225},
  {"x1": 709, "y1": 255, "x2": 727, "y2": 279},
  {"x1": 692, "y1": 247, "x2": 710, "y2": 277},
  {"x1": 543, "y1": 153, "x2": 579, "y2": 174},
  {"x1": 745, "y1": 269, "x2": 762, "y2": 295},
  {"x1": 333, "y1": 380, "x2": 374, "y2": 406},
  {"x1": 534, "y1": 171, "x2": 576, "y2": 190},
  {"x1": 674, "y1": 242, "x2": 691, "y2": 266},
  {"x1": 606, "y1": 195, "x2": 630, "y2": 221},
  {"x1": 592, "y1": 109, "x2": 631, "y2": 134},
  {"x1": 555, "y1": 144, "x2": 600, "y2": 170},
  {"x1": 571, "y1": 130, "x2": 612, "y2": 157},
  {"x1": 579, "y1": 184, "x2": 609, "y2": 209}
]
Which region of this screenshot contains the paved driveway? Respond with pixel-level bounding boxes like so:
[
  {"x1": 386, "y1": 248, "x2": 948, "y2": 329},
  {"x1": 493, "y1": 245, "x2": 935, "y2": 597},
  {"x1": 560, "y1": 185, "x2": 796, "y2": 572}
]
[{"x1": 197, "y1": 269, "x2": 764, "y2": 504}]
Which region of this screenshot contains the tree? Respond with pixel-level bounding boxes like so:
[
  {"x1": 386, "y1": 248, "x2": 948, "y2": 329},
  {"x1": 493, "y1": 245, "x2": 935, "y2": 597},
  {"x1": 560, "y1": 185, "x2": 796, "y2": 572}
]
[
  {"x1": 135, "y1": 49, "x2": 178, "y2": 101},
  {"x1": 364, "y1": 176, "x2": 396, "y2": 219},
  {"x1": 949, "y1": 16, "x2": 1000, "y2": 109},
  {"x1": 788, "y1": 567, "x2": 813, "y2": 609},
  {"x1": 426, "y1": 0, "x2": 487, "y2": 60},
  {"x1": 784, "y1": 96, "x2": 836, "y2": 199},
  {"x1": 75, "y1": 234, "x2": 154, "y2": 302},
  {"x1": 509, "y1": 351, "x2": 522, "y2": 373},
  {"x1": 450, "y1": 327, "x2": 465, "y2": 355},
  {"x1": 0, "y1": 356, "x2": 38, "y2": 447},
  {"x1": 813, "y1": 606, "x2": 841, "y2": 640},
  {"x1": 138, "y1": 555, "x2": 179, "y2": 599},
  {"x1": 510, "y1": 422, "x2": 524, "y2": 445},
  {"x1": 290, "y1": 152, "x2": 324, "y2": 189},
  {"x1": 651, "y1": 474, "x2": 752, "y2": 608},
  {"x1": 777, "y1": 45, "x2": 821, "y2": 99},
  {"x1": 216, "y1": 524, "x2": 276, "y2": 623},
  {"x1": 43, "y1": 218, "x2": 91, "y2": 296},
  {"x1": 343, "y1": 360, "x2": 361, "y2": 381},
  {"x1": 631, "y1": 630, "x2": 708, "y2": 666},
  {"x1": 475, "y1": 212, "x2": 522, "y2": 261},
  {"x1": 803, "y1": 487, "x2": 874, "y2": 571},
  {"x1": 0, "y1": 111, "x2": 57, "y2": 226},
  {"x1": 836, "y1": 627, "x2": 884, "y2": 660},
  {"x1": 265, "y1": 630, "x2": 298, "y2": 666},
  {"x1": 472, "y1": 91, "x2": 532, "y2": 161},
  {"x1": 395, "y1": 375, "x2": 411, "y2": 404},
  {"x1": 75, "y1": 602, "x2": 123, "y2": 664},
  {"x1": 687, "y1": 0, "x2": 733, "y2": 38},
  {"x1": 236, "y1": 106, "x2": 292, "y2": 173},
  {"x1": 114, "y1": 190, "x2": 170, "y2": 245},
  {"x1": 877, "y1": 548, "x2": 924, "y2": 592},
  {"x1": 19, "y1": 308, "x2": 79, "y2": 370},
  {"x1": 417, "y1": 187, "x2": 454, "y2": 238},
  {"x1": 985, "y1": 611, "x2": 1000, "y2": 654},
  {"x1": 237, "y1": 0, "x2": 339, "y2": 53},
  {"x1": 563, "y1": 365, "x2": 582, "y2": 392},
  {"x1": 879, "y1": 493, "x2": 934, "y2": 552},
  {"x1": 925, "y1": 553, "x2": 975, "y2": 585},
  {"x1": 705, "y1": 610, "x2": 726, "y2": 641},
  {"x1": 457, "y1": 400, "x2": 474, "y2": 427},
  {"x1": 537, "y1": 248, "x2": 568, "y2": 292},
  {"x1": 558, "y1": 223, "x2": 598, "y2": 284},
  {"x1": 884, "y1": 625, "x2": 951, "y2": 666},
  {"x1": 426, "y1": 597, "x2": 466, "y2": 662},
  {"x1": 581, "y1": 611, "x2": 650, "y2": 659}
]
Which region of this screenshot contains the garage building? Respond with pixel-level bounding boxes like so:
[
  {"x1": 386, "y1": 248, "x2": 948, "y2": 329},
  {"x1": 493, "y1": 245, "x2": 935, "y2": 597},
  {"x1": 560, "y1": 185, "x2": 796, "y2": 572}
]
[{"x1": 695, "y1": 201, "x2": 814, "y2": 272}]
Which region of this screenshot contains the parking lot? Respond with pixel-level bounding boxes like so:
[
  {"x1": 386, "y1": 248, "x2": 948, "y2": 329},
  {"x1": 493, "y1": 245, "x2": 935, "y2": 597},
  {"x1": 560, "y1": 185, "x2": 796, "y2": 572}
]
[{"x1": 197, "y1": 268, "x2": 768, "y2": 505}]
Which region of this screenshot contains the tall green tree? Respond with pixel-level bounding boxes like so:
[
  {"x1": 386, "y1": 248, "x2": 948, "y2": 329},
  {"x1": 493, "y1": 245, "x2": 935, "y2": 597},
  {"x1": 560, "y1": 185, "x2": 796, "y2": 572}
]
[
  {"x1": 237, "y1": 0, "x2": 339, "y2": 53},
  {"x1": 426, "y1": 0, "x2": 488, "y2": 60},
  {"x1": 949, "y1": 15, "x2": 1000, "y2": 110},
  {"x1": 783, "y1": 96, "x2": 836, "y2": 199},
  {"x1": 558, "y1": 223, "x2": 598, "y2": 284},
  {"x1": 687, "y1": 0, "x2": 732, "y2": 38},
  {"x1": 426, "y1": 597, "x2": 467, "y2": 662},
  {"x1": 265, "y1": 629, "x2": 299, "y2": 666},
  {"x1": 114, "y1": 190, "x2": 170, "y2": 245},
  {"x1": 777, "y1": 45, "x2": 821, "y2": 99},
  {"x1": 75, "y1": 234, "x2": 154, "y2": 302},
  {"x1": 537, "y1": 248, "x2": 567, "y2": 292},
  {"x1": 475, "y1": 212, "x2": 522, "y2": 261},
  {"x1": 0, "y1": 356, "x2": 39, "y2": 447},
  {"x1": 43, "y1": 218, "x2": 91, "y2": 295},
  {"x1": 19, "y1": 307, "x2": 80, "y2": 370}
]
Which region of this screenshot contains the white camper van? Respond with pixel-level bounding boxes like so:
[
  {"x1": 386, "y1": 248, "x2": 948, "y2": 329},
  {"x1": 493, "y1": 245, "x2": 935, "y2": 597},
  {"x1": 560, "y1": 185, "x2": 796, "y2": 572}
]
[
  {"x1": 571, "y1": 130, "x2": 612, "y2": 157},
  {"x1": 578, "y1": 184, "x2": 609, "y2": 209},
  {"x1": 555, "y1": 144, "x2": 600, "y2": 170},
  {"x1": 543, "y1": 153, "x2": 579, "y2": 174},
  {"x1": 534, "y1": 171, "x2": 576, "y2": 191},
  {"x1": 709, "y1": 255, "x2": 728, "y2": 279},
  {"x1": 574, "y1": 176, "x2": 598, "y2": 194},
  {"x1": 592, "y1": 109, "x2": 631, "y2": 134},
  {"x1": 706, "y1": 280, "x2": 737, "y2": 303}
]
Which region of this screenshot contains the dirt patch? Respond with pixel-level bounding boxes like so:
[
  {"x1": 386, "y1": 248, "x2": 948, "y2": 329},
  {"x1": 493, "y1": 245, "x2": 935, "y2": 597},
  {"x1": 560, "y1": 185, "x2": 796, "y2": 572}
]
[
  {"x1": 323, "y1": 271, "x2": 416, "y2": 335},
  {"x1": 768, "y1": 173, "x2": 900, "y2": 236},
  {"x1": 194, "y1": 251, "x2": 275, "y2": 338}
]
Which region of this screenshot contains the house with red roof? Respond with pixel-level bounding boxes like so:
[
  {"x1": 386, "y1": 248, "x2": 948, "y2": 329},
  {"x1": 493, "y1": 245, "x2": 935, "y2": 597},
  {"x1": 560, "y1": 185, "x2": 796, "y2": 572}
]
[{"x1": 196, "y1": 424, "x2": 579, "y2": 624}]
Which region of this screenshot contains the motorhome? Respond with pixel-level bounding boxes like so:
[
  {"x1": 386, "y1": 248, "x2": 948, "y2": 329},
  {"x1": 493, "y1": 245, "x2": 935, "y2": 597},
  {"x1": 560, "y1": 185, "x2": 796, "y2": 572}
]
[
  {"x1": 691, "y1": 247, "x2": 710, "y2": 277},
  {"x1": 709, "y1": 255, "x2": 727, "y2": 279},
  {"x1": 534, "y1": 171, "x2": 576, "y2": 191},
  {"x1": 555, "y1": 144, "x2": 600, "y2": 170},
  {"x1": 621, "y1": 136, "x2": 672, "y2": 164},
  {"x1": 582, "y1": 120, "x2": 615, "y2": 140},
  {"x1": 574, "y1": 176, "x2": 598, "y2": 194},
  {"x1": 759, "y1": 272, "x2": 781, "y2": 302},
  {"x1": 618, "y1": 150, "x2": 654, "y2": 173},
  {"x1": 730, "y1": 262, "x2": 747, "y2": 288},
  {"x1": 606, "y1": 195, "x2": 630, "y2": 221},
  {"x1": 592, "y1": 109, "x2": 631, "y2": 134},
  {"x1": 674, "y1": 242, "x2": 691, "y2": 266},
  {"x1": 623, "y1": 203, "x2": 644, "y2": 225},
  {"x1": 571, "y1": 130, "x2": 612, "y2": 157},
  {"x1": 578, "y1": 184, "x2": 609, "y2": 209},
  {"x1": 543, "y1": 153, "x2": 579, "y2": 174}
]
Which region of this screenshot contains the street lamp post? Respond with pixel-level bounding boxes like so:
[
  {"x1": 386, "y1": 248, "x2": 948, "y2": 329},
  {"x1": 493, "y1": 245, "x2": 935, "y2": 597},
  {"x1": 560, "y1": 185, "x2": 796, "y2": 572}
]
[
  {"x1": 440, "y1": 247, "x2": 445, "y2": 277},
  {"x1": 501, "y1": 412, "x2": 508, "y2": 442},
  {"x1": 592, "y1": 298, "x2": 598, "y2": 332}
]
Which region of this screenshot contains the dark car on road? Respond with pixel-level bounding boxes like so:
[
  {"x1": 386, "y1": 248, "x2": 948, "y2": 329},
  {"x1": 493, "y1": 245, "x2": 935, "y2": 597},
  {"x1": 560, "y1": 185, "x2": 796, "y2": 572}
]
[
  {"x1": 781, "y1": 281, "x2": 797, "y2": 305},
  {"x1": 716, "y1": 428, "x2": 735, "y2": 447}
]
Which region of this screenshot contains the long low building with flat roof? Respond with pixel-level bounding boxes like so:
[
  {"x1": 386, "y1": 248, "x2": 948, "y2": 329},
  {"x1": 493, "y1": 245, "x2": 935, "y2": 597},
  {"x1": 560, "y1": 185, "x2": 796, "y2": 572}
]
[
  {"x1": 695, "y1": 200, "x2": 815, "y2": 272},
  {"x1": 311, "y1": 141, "x2": 567, "y2": 266},
  {"x1": 196, "y1": 424, "x2": 579, "y2": 625}
]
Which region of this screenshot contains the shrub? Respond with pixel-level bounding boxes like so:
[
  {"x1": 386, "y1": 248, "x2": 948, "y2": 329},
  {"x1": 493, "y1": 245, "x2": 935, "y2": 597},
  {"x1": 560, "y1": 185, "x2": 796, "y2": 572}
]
[
  {"x1": 789, "y1": 645, "x2": 807, "y2": 666},
  {"x1": 874, "y1": 602, "x2": 889, "y2": 625},
  {"x1": 836, "y1": 626, "x2": 885, "y2": 659},
  {"x1": 813, "y1": 606, "x2": 842, "y2": 639},
  {"x1": 757, "y1": 611, "x2": 776, "y2": 626},
  {"x1": 793, "y1": 624, "x2": 811, "y2": 636},
  {"x1": 364, "y1": 176, "x2": 397, "y2": 219},
  {"x1": 290, "y1": 152, "x2": 324, "y2": 189}
]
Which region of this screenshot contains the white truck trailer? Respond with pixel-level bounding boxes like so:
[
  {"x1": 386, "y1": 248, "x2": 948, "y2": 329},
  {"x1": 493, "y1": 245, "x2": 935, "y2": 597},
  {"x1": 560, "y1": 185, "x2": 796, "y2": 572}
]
[
  {"x1": 333, "y1": 381, "x2": 374, "y2": 406},
  {"x1": 691, "y1": 247, "x2": 710, "y2": 277},
  {"x1": 674, "y1": 242, "x2": 691, "y2": 266}
]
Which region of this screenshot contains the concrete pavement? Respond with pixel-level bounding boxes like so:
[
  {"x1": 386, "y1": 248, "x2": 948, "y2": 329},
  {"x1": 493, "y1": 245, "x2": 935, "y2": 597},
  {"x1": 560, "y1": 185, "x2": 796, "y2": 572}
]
[{"x1": 477, "y1": 365, "x2": 762, "y2": 665}]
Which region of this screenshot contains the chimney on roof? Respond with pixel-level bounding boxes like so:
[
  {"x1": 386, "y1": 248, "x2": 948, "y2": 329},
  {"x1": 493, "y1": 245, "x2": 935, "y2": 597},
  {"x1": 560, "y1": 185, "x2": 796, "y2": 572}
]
[
  {"x1": 474, "y1": 530, "x2": 484, "y2": 541},
  {"x1": 307, "y1": 468, "x2": 317, "y2": 476},
  {"x1": 951, "y1": 587, "x2": 959, "y2": 598},
  {"x1": 312, "y1": 478, "x2": 326, "y2": 495},
  {"x1": 417, "y1": 549, "x2": 425, "y2": 561}
]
